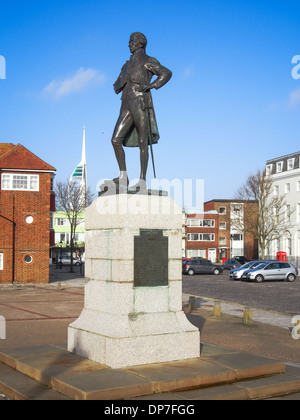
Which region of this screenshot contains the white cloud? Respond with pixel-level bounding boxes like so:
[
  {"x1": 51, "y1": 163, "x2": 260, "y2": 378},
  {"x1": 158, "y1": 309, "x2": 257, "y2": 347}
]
[
  {"x1": 288, "y1": 88, "x2": 300, "y2": 109},
  {"x1": 42, "y1": 68, "x2": 106, "y2": 99}
]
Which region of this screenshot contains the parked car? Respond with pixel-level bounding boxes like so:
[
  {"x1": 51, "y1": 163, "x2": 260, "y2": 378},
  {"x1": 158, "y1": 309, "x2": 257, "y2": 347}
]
[
  {"x1": 183, "y1": 259, "x2": 223, "y2": 276},
  {"x1": 230, "y1": 260, "x2": 263, "y2": 280},
  {"x1": 223, "y1": 259, "x2": 242, "y2": 270},
  {"x1": 232, "y1": 256, "x2": 248, "y2": 265},
  {"x1": 241, "y1": 261, "x2": 298, "y2": 283},
  {"x1": 182, "y1": 257, "x2": 210, "y2": 266},
  {"x1": 58, "y1": 256, "x2": 81, "y2": 266}
]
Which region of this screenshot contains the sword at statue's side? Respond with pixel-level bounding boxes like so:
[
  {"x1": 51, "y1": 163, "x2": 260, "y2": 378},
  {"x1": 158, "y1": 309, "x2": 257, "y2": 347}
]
[{"x1": 144, "y1": 93, "x2": 157, "y2": 179}]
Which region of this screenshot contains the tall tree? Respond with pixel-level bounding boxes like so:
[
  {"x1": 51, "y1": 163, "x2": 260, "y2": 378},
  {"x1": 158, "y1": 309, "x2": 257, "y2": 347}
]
[
  {"x1": 55, "y1": 180, "x2": 94, "y2": 272},
  {"x1": 234, "y1": 169, "x2": 292, "y2": 259}
]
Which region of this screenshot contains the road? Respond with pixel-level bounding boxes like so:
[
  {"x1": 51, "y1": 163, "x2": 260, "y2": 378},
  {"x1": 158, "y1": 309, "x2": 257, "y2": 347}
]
[{"x1": 182, "y1": 270, "x2": 300, "y2": 315}]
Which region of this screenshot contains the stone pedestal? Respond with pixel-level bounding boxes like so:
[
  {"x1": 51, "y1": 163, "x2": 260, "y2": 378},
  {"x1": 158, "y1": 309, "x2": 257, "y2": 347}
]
[{"x1": 68, "y1": 193, "x2": 200, "y2": 369}]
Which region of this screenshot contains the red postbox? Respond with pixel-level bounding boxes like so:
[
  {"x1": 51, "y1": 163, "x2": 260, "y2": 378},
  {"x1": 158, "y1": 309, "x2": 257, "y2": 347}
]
[{"x1": 276, "y1": 251, "x2": 287, "y2": 262}]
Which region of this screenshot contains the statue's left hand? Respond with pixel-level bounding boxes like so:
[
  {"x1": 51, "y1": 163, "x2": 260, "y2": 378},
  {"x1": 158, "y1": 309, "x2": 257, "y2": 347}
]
[{"x1": 137, "y1": 84, "x2": 151, "y2": 92}]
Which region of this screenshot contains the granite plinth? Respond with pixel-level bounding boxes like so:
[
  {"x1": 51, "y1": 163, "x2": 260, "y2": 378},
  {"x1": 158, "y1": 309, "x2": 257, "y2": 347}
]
[{"x1": 68, "y1": 194, "x2": 200, "y2": 369}]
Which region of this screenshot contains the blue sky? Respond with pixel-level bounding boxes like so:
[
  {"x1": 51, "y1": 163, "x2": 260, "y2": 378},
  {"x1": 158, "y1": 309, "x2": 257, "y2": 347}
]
[{"x1": 1, "y1": 0, "x2": 300, "y2": 203}]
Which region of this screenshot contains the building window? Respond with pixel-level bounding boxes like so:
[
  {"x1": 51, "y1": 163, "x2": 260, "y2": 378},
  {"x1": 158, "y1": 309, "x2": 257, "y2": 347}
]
[
  {"x1": 1, "y1": 174, "x2": 39, "y2": 191},
  {"x1": 266, "y1": 164, "x2": 272, "y2": 175},
  {"x1": 286, "y1": 205, "x2": 291, "y2": 223},
  {"x1": 287, "y1": 158, "x2": 295, "y2": 170},
  {"x1": 219, "y1": 207, "x2": 226, "y2": 214},
  {"x1": 219, "y1": 222, "x2": 226, "y2": 230},
  {"x1": 187, "y1": 233, "x2": 215, "y2": 241},
  {"x1": 55, "y1": 218, "x2": 69, "y2": 226},
  {"x1": 231, "y1": 233, "x2": 243, "y2": 241},
  {"x1": 0, "y1": 253, "x2": 3, "y2": 270},
  {"x1": 297, "y1": 181, "x2": 300, "y2": 192},
  {"x1": 50, "y1": 175, "x2": 55, "y2": 192},
  {"x1": 276, "y1": 161, "x2": 283, "y2": 173},
  {"x1": 285, "y1": 183, "x2": 291, "y2": 193},
  {"x1": 274, "y1": 185, "x2": 279, "y2": 196},
  {"x1": 25, "y1": 215, "x2": 34, "y2": 224},
  {"x1": 286, "y1": 237, "x2": 292, "y2": 256},
  {"x1": 187, "y1": 249, "x2": 206, "y2": 258},
  {"x1": 187, "y1": 219, "x2": 215, "y2": 227},
  {"x1": 24, "y1": 255, "x2": 33, "y2": 264},
  {"x1": 219, "y1": 237, "x2": 226, "y2": 245}
]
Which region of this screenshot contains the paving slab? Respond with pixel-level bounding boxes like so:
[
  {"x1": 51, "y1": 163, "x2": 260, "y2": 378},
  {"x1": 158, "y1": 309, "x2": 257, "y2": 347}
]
[{"x1": 0, "y1": 343, "x2": 287, "y2": 400}]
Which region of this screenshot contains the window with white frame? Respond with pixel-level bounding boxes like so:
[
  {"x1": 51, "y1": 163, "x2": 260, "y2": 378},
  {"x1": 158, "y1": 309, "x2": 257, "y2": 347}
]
[
  {"x1": 274, "y1": 185, "x2": 279, "y2": 196},
  {"x1": 285, "y1": 183, "x2": 291, "y2": 193},
  {"x1": 219, "y1": 237, "x2": 226, "y2": 245},
  {"x1": 287, "y1": 158, "x2": 295, "y2": 170},
  {"x1": 219, "y1": 221, "x2": 226, "y2": 230},
  {"x1": 276, "y1": 161, "x2": 283, "y2": 173},
  {"x1": 0, "y1": 253, "x2": 3, "y2": 270},
  {"x1": 187, "y1": 219, "x2": 215, "y2": 227},
  {"x1": 286, "y1": 237, "x2": 292, "y2": 256},
  {"x1": 187, "y1": 233, "x2": 215, "y2": 241},
  {"x1": 55, "y1": 218, "x2": 70, "y2": 226},
  {"x1": 187, "y1": 249, "x2": 206, "y2": 258},
  {"x1": 231, "y1": 233, "x2": 243, "y2": 241},
  {"x1": 266, "y1": 164, "x2": 272, "y2": 175},
  {"x1": 1, "y1": 174, "x2": 39, "y2": 191},
  {"x1": 297, "y1": 204, "x2": 300, "y2": 222},
  {"x1": 297, "y1": 181, "x2": 300, "y2": 192},
  {"x1": 219, "y1": 207, "x2": 226, "y2": 214}
]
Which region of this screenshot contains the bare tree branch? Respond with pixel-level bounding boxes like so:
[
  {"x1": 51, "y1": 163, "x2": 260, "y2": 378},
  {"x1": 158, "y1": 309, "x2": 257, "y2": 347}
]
[
  {"x1": 234, "y1": 169, "x2": 293, "y2": 259},
  {"x1": 55, "y1": 180, "x2": 94, "y2": 272}
]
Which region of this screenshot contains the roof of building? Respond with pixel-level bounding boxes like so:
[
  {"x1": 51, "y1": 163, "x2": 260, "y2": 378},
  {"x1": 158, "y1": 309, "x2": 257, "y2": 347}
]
[
  {"x1": 204, "y1": 199, "x2": 257, "y2": 203},
  {"x1": 266, "y1": 151, "x2": 300, "y2": 174},
  {"x1": 0, "y1": 143, "x2": 56, "y2": 172}
]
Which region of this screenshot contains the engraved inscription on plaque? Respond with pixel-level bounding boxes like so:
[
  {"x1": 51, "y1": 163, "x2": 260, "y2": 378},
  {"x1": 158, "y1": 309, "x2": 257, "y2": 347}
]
[{"x1": 134, "y1": 229, "x2": 168, "y2": 287}]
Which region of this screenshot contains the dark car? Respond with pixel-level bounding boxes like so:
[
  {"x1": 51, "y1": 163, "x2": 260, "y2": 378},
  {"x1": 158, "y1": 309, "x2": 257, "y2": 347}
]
[
  {"x1": 223, "y1": 259, "x2": 242, "y2": 270},
  {"x1": 232, "y1": 256, "x2": 248, "y2": 265},
  {"x1": 182, "y1": 259, "x2": 223, "y2": 276}
]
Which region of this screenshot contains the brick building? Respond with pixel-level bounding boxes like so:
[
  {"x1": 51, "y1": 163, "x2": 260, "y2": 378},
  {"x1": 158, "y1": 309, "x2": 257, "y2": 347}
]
[
  {"x1": 183, "y1": 200, "x2": 258, "y2": 263},
  {"x1": 0, "y1": 143, "x2": 56, "y2": 284},
  {"x1": 184, "y1": 211, "x2": 219, "y2": 262},
  {"x1": 204, "y1": 199, "x2": 258, "y2": 262}
]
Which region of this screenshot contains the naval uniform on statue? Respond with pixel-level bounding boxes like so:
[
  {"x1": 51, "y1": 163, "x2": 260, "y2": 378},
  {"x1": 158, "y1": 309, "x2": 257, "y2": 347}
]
[{"x1": 110, "y1": 32, "x2": 172, "y2": 190}]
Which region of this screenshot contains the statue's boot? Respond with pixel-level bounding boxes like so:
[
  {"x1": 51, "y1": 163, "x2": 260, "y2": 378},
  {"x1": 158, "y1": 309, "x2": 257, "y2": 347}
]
[
  {"x1": 129, "y1": 179, "x2": 147, "y2": 192},
  {"x1": 113, "y1": 176, "x2": 129, "y2": 192}
]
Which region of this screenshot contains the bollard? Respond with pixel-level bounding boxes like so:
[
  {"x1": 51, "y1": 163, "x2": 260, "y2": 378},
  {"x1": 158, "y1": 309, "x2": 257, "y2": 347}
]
[
  {"x1": 189, "y1": 296, "x2": 196, "y2": 312},
  {"x1": 57, "y1": 281, "x2": 61, "y2": 290},
  {"x1": 244, "y1": 306, "x2": 253, "y2": 325},
  {"x1": 213, "y1": 301, "x2": 222, "y2": 317}
]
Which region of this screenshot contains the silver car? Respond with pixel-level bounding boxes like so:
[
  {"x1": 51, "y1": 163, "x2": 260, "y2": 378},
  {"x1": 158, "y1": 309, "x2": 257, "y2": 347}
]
[
  {"x1": 242, "y1": 262, "x2": 298, "y2": 283},
  {"x1": 230, "y1": 261, "x2": 262, "y2": 280}
]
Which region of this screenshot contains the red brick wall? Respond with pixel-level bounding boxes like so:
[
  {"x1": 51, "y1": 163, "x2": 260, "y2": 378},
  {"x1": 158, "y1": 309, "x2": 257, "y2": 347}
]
[
  {"x1": 185, "y1": 213, "x2": 219, "y2": 260},
  {"x1": 0, "y1": 171, "x2": 52, "y2": 284}
]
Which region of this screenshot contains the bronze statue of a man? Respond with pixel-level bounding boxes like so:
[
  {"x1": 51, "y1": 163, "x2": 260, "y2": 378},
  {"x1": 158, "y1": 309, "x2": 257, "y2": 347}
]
[{"x1": 111, "y1": 32, "x2": 172, "y2": 190}]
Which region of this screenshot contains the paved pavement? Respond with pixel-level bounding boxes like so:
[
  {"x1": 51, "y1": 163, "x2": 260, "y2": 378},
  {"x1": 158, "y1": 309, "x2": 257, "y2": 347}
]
[{"x1": 0, "y1": 265, "x2": 299, "y2": 399}]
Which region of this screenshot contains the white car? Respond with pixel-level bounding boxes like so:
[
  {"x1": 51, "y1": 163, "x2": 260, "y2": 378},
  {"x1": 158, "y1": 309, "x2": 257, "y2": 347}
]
[
  {"x1": 242, "y1": 262, "x2": 298, "y2": 283},
  {"x1": 230, "y1": 261, "x2": 264, "y2": 280},
  {"x1": 58, "y1": 256, "x2": 81, "y2": 266}
]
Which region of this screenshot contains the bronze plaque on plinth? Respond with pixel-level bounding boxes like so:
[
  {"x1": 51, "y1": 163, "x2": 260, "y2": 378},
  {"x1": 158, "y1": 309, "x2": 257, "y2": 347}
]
[{"x1": 134, "y1": 229, "x2": 168, "y2": 287}]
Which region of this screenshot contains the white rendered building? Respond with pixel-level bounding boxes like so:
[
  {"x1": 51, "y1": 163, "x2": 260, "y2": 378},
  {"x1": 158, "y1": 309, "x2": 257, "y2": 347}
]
[{"x1": 266, "y1": 151, "x2": 300, "y2": 265}]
